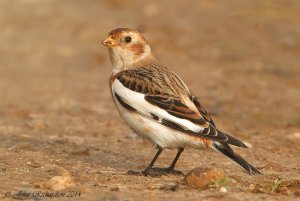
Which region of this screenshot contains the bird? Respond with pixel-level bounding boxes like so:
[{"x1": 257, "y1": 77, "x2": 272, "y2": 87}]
[{"x1": 102, "y1": 28, "x2": 261, "y2": 176}]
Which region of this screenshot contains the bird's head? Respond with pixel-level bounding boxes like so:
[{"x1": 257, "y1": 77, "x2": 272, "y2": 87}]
[{"x1": 102, "y1": 28, "x2": 155, "y2": 74}]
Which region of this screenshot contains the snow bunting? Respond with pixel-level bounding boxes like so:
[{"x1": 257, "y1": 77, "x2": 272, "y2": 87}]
[{"x1": 102, "y1": 28, "x2": 261, "y2": 175}]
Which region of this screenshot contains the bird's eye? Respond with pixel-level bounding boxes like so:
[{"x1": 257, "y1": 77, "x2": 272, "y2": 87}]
[{"x1": 124, "y1": 36, "x2": 132, "y2": 43}]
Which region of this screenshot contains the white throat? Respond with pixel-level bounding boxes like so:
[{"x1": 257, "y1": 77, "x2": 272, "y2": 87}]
[{"x1": 108, "y1": 45, "x2": 152, "y2": 75}]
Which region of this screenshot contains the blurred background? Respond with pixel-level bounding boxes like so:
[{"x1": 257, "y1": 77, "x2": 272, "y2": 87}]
[
  {"x1": 0, "y1": 0, "x2": 299, "y2": 199},
  {"x1": 1, "y1": 0, "x2": 299, "y2": 129}
]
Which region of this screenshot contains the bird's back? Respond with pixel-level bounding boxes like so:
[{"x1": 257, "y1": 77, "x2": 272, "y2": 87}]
[{"x1": 120, "y1": 61, "x2": 191, "y2": 98}]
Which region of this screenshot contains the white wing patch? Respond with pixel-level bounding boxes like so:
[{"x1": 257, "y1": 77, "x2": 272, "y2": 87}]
[{"x1": 112, "y1": 79, "x2": 205, "y2": 133}]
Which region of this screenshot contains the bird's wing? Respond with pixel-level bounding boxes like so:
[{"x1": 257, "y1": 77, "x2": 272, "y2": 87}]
[
  {"x1": 189, "y1": 95, "x2": 216, "y2": 126},
  {"x1": 112, "y1": 65, "x2": 247, "y2": 147},
  {"x1": 189, "y1": 95, "x2": 247, "y2": 147}
]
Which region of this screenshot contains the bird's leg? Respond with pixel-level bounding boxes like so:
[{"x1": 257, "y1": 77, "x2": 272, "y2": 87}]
[
  {"x1": 142, "y1": 147, "x2": 163, "y2": 175},
  {"x1": 167, "y1": 147, "x2": 184, "y2": 171},
  {"x1": 144, "y1": 147, "x2": 184, "y2": 176},
  {"x1": 164, "y1": 147, "x2": 184, "y2": 175},
  {"x1": 127, "y1": 146, "x2": 163, "y2": 176}
]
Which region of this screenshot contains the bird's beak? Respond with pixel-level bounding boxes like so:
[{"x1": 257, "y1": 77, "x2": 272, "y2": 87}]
[{"x1": 102, "y1": 36, "x2": 117, "y2": 47}]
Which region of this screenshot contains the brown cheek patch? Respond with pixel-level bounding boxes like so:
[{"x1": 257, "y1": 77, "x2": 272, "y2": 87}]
[{"x1": 129, "y1": 44, "x2": 144, "y2": 57}]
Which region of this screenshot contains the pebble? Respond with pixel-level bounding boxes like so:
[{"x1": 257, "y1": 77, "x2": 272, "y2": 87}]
[
  {"x1": 159, "y1": 183, "x2": 178, "y2": 191},
  {"x1": 110, "y1": 186, "x2": 119, "y2": 191},
  {"x1": 184, "y1": 167, "x2": 226, "y2": 189},
  {"x1": 287, "y1": 132, "x2": 300, "y2": 141},
  {"x1": 219, "y1": 187, "x2": 227, "y2": 193},
  {"x1": 26, "y1": 119, "x2": 47, "y2": 130},
  {"x1": 249, "y1": 184, "x2": 256, "y2": 191},
  {"x1": 71, "y1": 147, "x2": 90, "y2": 156}
]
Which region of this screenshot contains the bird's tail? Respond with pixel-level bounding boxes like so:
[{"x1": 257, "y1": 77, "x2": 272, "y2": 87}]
[{"x1": 212, "y1": 142, "x2": 262, "y2": 175}]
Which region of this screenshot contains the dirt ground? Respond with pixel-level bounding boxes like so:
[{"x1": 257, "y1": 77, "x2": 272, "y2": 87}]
[{"x1": 0, "y1": 0, "x2": 300, "y2": 200}]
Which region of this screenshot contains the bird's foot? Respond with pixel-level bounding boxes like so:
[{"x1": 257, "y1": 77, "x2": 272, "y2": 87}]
[
  {"x1": 127, "y1": 167, "x2": 183, "y2": 177},
  {"x1": 156, "y1": 167, "x2": 183, "y2": 176},
  {"x1": 126, "y1": 170, "x2": 143, "y2": 176}
]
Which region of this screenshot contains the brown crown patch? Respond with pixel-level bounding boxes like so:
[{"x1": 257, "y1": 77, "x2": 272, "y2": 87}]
[{"x1": 108, "y1": 28, "x2": 138, "y2": 38}]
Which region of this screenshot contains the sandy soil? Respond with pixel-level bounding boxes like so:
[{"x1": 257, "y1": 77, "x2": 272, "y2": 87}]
[{"x1": 0, "y1": 0, "x2": 300, "y2": 200}]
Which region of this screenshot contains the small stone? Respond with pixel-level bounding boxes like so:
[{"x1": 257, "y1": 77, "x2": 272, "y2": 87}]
[
  {"x1": 219, "y1": 187, "x2": 227, "y2": 193},
  {"x1": 110, "y1": 186, "x2": 119, "y2": 191},
  {"x1": 184, "y1": 167, "x2": 226, "y2": 189},
  {"x1": 29, "y1": 160, "x2": 41, "y2": 168},
  {"x1": 287, "y1": 132, "x2": 300, "y2": 141},
  {"x1": 249, "y1": 184, "x2": 256, "y2": 191},
  {"x1": 80, "y1": 187, "x2": 91, "y2": 193},
  {"x1": 71, "y1": 147, "x2": 90, "y2": 156},
  {"x1": 159, "y1": 183, "x2": 178, "y2": 191},
  {"x1": 26, "y1": 119, "x2": 47, "y2": 130}
]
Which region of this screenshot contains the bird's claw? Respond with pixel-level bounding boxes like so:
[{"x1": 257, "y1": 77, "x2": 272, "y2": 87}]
[{"x1": 127, "y1": 168, "x2": 183, "y2": 177}]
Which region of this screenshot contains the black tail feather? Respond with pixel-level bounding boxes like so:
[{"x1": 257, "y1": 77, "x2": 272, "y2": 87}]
[
  {"x1": 213, "y1": 142, "x2": 262, "y2": 175},
  {"x1": 217, "y1": 129, "x2": 248, "y2": 148}
]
